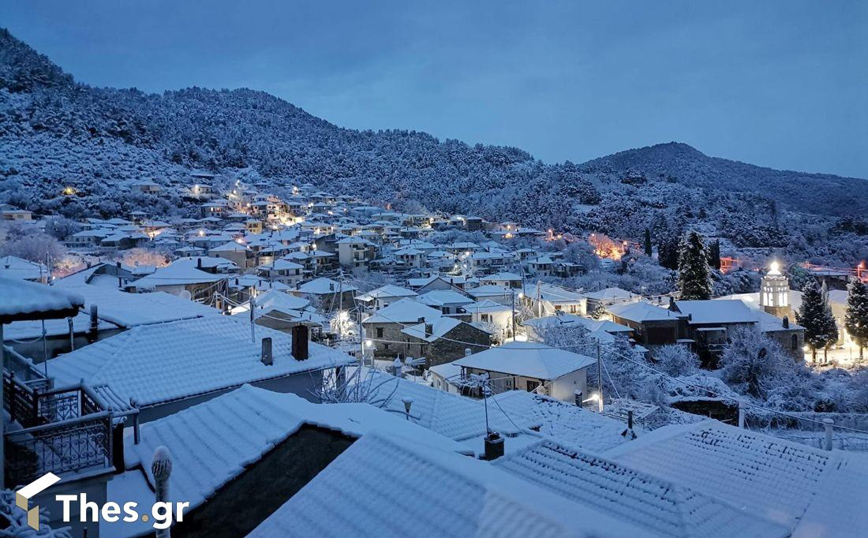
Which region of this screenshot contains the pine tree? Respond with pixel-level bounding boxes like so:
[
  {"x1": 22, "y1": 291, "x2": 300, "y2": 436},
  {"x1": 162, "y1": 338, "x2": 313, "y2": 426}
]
[
  {"x1": 797, "y1": 280, "x2": 838, "y2": 363},
  {"x1": 643, "y1": 227, "x2": 653, "y2": 257},
  {"x1": 677, "y1": 231, "x2": 712, "y2": 300},
  {"x1": 845, "y1": 279, "x2": 868, "y2": 361},
  {"x1": 707, "y1": 240, "x2": 721, "y2": 270}
]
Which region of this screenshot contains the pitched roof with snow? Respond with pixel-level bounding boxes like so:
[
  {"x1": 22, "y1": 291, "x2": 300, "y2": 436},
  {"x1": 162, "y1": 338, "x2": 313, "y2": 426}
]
[
  {"x1": 363, "y1": 373, "x2": 538, "y2": 440},
  {"x1": 604, "y1": 420, "x2": 835, "y2": 528},
  {"x1": 489, "y1": 391, "x2": 629, "y2": 454},
  {"x1": 401, "y1": 317, "x2": 464, "y2": 342},
  {"x1": 675, "y1": 300, "x2": 758, "y2": 325},
  {"x1": 363, "y1": 298, "x2": 442, "y2": 324},
  {"x1": 417, "y1": 289, "x2": 474, "y2": 307},
  {"x1": 47, "y1": 316, "x2": 353, "y2": 407},
  {"x1": 583, "y1": 287, "x2": 639, "y2": 301},
  {"x1": 0, "y1": 277, "x2": 84, "y2": 322},
  {"x1": 132, "y1": 258, "x2": 230, "y2": 288},
  {"x1": 296, "y1": 277, "x2": 358, "y2": 295},
  {"x1": 356, "y1": 284, "x2": 417, "y2": 301},
  {"x1": 246, "y1": 433, "x2": 644, "y2": 538},
  {"x1": 123, "y1": 385, "x2": 471, "y2": 512},
  {"x1": 537, "y1": 283, "x2": 584, "y2": 304},
  {"x1": 495, "y1": 438, "x2": 789, "y2": 538},
  {"x1": 454, "y1": 341, "x2": 596, "y2": 380},
  {"x1": 608, "y1": 301, "x2": 684, "y2": 323},
  {"x1": 54, "y1": 283, "x2": 220, "y2": 327},
  {"x1": 0, "y1": 255, "x2": 48, "y2": 281}
]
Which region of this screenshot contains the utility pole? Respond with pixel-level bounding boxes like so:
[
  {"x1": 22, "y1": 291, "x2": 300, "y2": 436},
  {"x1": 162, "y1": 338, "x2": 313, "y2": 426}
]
[
  {"x1": 511, "y1": 290, "x2": 516, "y2": 341},
  {"x1": 596, "y1": 341, "x2": 603, "y2": 413},
  {"x1": 249, "y1": 295, "x2": 256, "y2": 343},
  {"x1": 536, "y1": 280, "x2": 542, "y2": 318}
]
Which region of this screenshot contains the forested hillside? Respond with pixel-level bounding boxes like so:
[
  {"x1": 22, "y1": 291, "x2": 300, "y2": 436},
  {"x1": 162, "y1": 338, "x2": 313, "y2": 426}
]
[{"x1": 2, "y1": 28, "x2": 867, "y2": 262}]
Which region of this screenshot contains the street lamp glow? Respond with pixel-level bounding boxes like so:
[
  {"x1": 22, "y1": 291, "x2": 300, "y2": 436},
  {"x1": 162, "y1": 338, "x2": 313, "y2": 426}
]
[{"x1": 365, "y1": 339, "x2": 373, "y2": 348}]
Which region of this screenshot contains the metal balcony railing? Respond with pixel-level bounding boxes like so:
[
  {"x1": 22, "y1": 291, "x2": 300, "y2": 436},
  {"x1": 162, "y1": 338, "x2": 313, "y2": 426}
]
[{"x1": 4, "y1": 373, "x2": 117, "y2": 487}]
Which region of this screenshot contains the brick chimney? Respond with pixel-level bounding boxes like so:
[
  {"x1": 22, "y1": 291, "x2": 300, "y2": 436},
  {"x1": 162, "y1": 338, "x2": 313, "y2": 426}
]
[
  {"x1": 291, "y1": 325, "x2": 309, "y2": 360},
  {"x1": 261, "y1": 337, "x2": 273, "y2": 365}
]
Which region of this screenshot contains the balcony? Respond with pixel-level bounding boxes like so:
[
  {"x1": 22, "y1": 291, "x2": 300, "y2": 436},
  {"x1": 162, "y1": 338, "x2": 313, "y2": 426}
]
[{"x1": 3, "y1": 372, "x2": 131, "y2": 487}]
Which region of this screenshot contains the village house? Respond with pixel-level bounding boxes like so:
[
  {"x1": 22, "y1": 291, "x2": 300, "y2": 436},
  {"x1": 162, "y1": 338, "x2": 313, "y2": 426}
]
[
  {"x1": 336, "y1": 235, "x2": 377, "y2": 268},
  {"x1": 292, "y1": 277, "x2": 358, "y2": 312},
  {"x1": 46, "y1": 316, "x2": 354, "y2": 423},
  {"x1": 530, "y1": 283, "x2": 586, "y2": 315},
  {"x1": 356, "y1": 284, "x2": 418, "y2": 311},
  {"x1": 453, "y1": 341, "x2": 596, "y2": 402}
]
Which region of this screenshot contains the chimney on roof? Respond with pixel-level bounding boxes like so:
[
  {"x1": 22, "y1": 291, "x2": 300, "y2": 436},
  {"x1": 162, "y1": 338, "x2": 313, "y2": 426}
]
[
  {"x1": 465, "y1": 348, "x2": 472, "y2": 357},
  {"x1": 261, "y1": 337, "x2": 273, "y2": 366},
  {"x1": 425, "y1": 323, "x2": 433, "y2": 337},
  {"x1": 782, "y1": 316, "x2": 790, "y2": 329},
  {"x1": 87, "y1": 304, "x2": 99, "y2": 342},
  {"x1": 483, "y1": 432, "x2": 505, "y2": 461},
  {"x1": 329, "y1": 282, "x2": 335, "y2": 291},
  {"x1": 668, "y1": 297, "x2": 675, "y2": 311},
  {"x1": 197, "y1": 258, "x2": 203, "y2": 269},
  {"x1": 291, "y1": 325, "x2": 309, "y2": 360}
]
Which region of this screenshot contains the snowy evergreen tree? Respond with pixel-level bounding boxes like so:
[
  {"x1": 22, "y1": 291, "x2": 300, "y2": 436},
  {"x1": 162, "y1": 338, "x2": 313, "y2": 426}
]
[
  {"x1": 844, "y1": 279, "x2": 868, "y2": 361},
  {"x1": 676, "y1": 231, "x2": 712, "y2": 300},
  {"x1": 588, "y1": 302, "x2": 608, "y2": 320},
  {"x1": 797, "y1": 279, "x2": 838, "y2": 363},
  {"x1": 643, "y1": 227, "x2": 653, "y2": 257}
]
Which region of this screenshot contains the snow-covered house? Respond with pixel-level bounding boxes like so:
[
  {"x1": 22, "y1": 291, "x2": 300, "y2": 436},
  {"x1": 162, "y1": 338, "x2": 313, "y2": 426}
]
[
  {"x1": 47, "y1": 316, "x2": 353, "y2": 422},
  {"x1": 583, "y1": 287, "x2": 641, "y2": 315},
  {"x1": 356, "y1": 284, "x2": 418, "y2": 311},
  {"x1": 361, "y1": 299, "x2": 489, "y2": 364},
  {"x1": 608, "y1": 301, "x2": 688, "y2": 346},
  {"x1": 417, "y1": 289, "x2": 475, "y2": 318},
  {"x1": 530, "y1": 283, "x2": 586, "y2": 315},
  {"x1": 336, "y1": 235, "x2": 377, "y2": 268},
  {"x1": 480, "y1": 271, "x2": 524, "y2": 289},
  {"x1": 453, "y1": 341, "x2": 596, "y2": 402},
  {"x1": 131, "y1": 257, "x2": 231, "y2": 302},
  {"x1": 256, "y1": 258, "x2": 305, "y2": 285},
  {"x1": 210, "y1": 240, "x2": 253, "y2": 269},
  {"x1": 292, "y1": 277, "x2": 358, "y2": 312}
]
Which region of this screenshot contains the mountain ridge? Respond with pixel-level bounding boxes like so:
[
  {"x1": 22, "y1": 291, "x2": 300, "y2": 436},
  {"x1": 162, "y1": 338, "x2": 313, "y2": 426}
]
[{"x1": 2, "y1": 28, "x2": 867, "y2": 262}]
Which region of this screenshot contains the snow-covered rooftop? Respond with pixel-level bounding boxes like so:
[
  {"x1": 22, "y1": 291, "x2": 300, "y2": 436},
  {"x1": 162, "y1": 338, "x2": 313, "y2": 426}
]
[
  {"x1": 246, "y1": 432, "x2": 645, "y2": 538},
  {"x1": 47, "y1": 316, "x2": 353, "y2": 407},
  {"x1": 605, "y1": 420, "x2": 835, "y2": 529},
  {"x1": 495, "y1": 438, "x2": 789, "y2": 538},
  {"x1": 675, "y1": 300, "x2": 758, "y2": 325},
  {"x1": 54, "y1": 283, "x2": 220, "y2": 327},
  {"x1": 356, "y1": 284, "x2": 417, "y2": 301},
  {"x1": 121, "y1": 385, "x2": 471, "y2": 514},
  {"x1": 608, "y1": 301, "x2": 684, "y2": 323},
  {"x1": 363, "y1": 373, "x2": 539, "y2": 441},
  {"x1": 0, "y1": 277, "x2": 84, "y2": 322},
  {"x1": 363, "y1": 298, "x2": 442, "y2": 324},
  {"x1": 454, "y1": 341, "x2": 596, "y2": 380},
  {"x1": 417, "y1": 289, "x2": 475, "y2": 307},
  {"x1": 490, "y1": 391, "x2": 630, "y2": 454}
]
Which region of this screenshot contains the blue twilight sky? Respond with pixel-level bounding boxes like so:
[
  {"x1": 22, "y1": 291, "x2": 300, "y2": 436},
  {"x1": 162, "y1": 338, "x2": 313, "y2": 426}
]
[{"x1": 2, "y1": 1, "x2": 866, "y2": 178}]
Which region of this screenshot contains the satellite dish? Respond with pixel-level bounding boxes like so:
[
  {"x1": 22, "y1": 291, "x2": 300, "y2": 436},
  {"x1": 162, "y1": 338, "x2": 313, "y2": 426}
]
[{"x1": 180, "y1": 290, "x2": 192, "y2": 301}]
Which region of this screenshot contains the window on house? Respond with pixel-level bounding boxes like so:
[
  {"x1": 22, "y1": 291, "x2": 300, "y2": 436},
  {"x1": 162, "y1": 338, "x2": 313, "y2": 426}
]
[
  {"x1": 526, "y1": 380, "x2": 541, "y2": 393},
  {"x1": 792, "y1": 334, "x2": 798, "y2": 350},
  {"x1": 376, "y1": 327, "x2": 383, "y2": 338}
]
